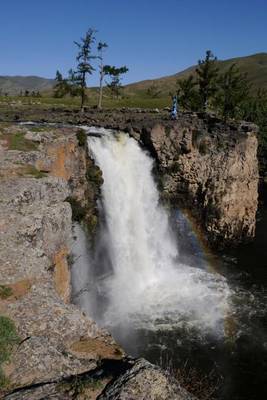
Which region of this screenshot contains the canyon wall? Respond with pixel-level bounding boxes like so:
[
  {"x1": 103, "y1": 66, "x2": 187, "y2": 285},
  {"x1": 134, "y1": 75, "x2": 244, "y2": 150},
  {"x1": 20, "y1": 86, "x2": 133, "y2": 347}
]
[{"x1": 136, "y1": 116, "x2": 259, "y2": 247}]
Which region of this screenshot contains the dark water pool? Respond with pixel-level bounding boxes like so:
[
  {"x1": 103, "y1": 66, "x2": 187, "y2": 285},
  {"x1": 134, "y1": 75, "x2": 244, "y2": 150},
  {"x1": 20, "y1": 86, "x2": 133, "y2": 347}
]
[{"x1": 109, "y1": 184, "x2": 267, "y2": 400}]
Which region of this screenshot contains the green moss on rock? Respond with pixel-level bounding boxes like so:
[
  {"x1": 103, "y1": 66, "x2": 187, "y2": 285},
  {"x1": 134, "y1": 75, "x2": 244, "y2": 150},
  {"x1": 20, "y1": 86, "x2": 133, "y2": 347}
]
[
  {"x1": 0, "y1": 285, "x2": 13, "y2": 299},
  {"x1": 76, "y1": 129, "x2": 87, "y2": 147},
  {"x1": 86, "y1": 166, "x2": 104, "y2": 186},
  {"x1": 23, "y1": 165, "x2": 47, "y2": 178},
  {"x1": 0, "y1": 316, "x2": 20, "y2": 388}
]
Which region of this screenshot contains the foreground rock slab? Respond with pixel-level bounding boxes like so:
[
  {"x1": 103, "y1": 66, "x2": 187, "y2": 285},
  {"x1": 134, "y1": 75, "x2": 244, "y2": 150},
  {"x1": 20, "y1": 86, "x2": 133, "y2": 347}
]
[{"x1": 99, "y1": 358, "x2": 196, "y2": 400}]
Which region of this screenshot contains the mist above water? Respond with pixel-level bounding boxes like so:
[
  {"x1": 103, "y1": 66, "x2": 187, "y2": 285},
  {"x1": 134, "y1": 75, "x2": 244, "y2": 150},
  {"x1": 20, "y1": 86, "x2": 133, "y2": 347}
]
[{"x1": 76, "y1": 127, "x2": 230, "y2": 335}]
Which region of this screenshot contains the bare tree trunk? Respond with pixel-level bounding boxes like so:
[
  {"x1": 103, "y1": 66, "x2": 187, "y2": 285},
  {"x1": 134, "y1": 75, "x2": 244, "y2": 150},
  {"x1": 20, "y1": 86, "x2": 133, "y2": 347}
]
[
  {"x1": 80, "y1": 72, "x2": 86, "y2": 113},
  {"x1": 98, "y1": 68, "x2": 104, "y2": 109}
]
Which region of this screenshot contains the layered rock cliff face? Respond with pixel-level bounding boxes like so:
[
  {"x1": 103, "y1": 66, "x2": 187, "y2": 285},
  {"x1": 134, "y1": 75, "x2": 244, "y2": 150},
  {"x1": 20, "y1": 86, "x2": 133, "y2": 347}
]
[
  {"x1": 0, "y1": 123, "x2": 194, "y2": 399},
  {"x1": 136, "y1": 116, "x2": 259, "y2": 247}
]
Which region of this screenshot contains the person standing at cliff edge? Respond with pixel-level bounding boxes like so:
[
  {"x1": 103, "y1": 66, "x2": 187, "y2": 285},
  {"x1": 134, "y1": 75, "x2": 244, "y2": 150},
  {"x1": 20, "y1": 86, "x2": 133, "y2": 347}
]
[{"x1": 171, "y1": 95, "x2": 178, "y2": 120}]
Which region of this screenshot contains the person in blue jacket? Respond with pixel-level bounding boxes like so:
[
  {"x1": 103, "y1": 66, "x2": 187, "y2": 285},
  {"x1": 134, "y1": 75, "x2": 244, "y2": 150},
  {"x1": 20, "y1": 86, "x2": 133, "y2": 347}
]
[{"x1": 171, "y1": 95, "x2": 178, "y2": 120}]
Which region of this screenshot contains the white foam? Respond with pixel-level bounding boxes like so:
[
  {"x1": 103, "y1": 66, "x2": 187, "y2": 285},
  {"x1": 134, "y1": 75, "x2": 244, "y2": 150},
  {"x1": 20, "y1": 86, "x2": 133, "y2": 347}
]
[{"x1": 87, "y1": 130, "x2": 231, "y2": 334}]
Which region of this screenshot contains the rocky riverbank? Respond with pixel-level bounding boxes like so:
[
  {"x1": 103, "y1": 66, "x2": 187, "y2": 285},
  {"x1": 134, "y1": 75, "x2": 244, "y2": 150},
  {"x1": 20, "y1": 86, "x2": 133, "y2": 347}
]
[{"x1": 0, "y1": 122, "x2": 195, "y2": 399}]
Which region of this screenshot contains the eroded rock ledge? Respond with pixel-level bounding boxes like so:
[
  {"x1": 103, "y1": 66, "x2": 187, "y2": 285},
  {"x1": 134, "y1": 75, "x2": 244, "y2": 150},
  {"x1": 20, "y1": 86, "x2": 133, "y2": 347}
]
[{"x1": 0, "y1": 123, "x2": 193, "y2": 399}]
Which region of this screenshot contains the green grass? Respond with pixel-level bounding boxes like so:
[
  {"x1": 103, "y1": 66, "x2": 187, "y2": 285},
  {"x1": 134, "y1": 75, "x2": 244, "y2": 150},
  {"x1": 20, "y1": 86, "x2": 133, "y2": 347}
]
[
  {"x1": 100, "y1": 96, "x2": 169, "y2": 109},
  {"x1": 28, "y1": 126, "x2": 48, "y2": 133},
  {"x1": 0, "y1": 92, "x2": 170, "y2": 110},
  {"x1": 0, "y1": 316, "x2": 20, "y2": 387},
  {"x1": 8, "y1": 132, "x2": 38, "y2": 151}
]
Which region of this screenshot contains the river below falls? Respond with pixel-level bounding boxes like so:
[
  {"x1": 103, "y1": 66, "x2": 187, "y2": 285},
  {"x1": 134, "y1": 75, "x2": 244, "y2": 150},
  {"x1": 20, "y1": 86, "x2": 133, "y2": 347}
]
[{"x1": 108, "y1": 184, "x2": 267, "y2": 400}]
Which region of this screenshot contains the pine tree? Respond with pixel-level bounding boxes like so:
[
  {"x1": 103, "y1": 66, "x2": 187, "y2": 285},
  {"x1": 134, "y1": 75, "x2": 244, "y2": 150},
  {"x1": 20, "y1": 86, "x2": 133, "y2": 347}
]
[
  {"x1": 240, "y1": 89, "x2": 267, "y2": 175},
  {"x1": 54, "y1": 70, "x2": 70, "y2": 98},
  {"x1": 103, "y1": 65, "x2": 129, "y2": 98},
  {"x1": 67, "y1": 69, "x2": 81, "y2": 97},
  {"x1": 196, "y1": 50, "x2": 219, "y2": 111},
  {"x1": 74, "y1": 28, "x2": 97, "y2": 112},
  {"x1": 177, "y1": 75, "x2": 201, "y2": 111},
  {"x1": 215, "y1": 63, "x2": 250, "y2": 120}
]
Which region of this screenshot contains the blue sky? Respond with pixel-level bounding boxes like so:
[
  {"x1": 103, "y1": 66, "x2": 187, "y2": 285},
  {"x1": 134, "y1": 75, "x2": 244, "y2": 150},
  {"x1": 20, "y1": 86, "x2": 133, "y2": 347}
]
[{"x1": 0, "y1": 0, "x2": 266, "y2": 85}]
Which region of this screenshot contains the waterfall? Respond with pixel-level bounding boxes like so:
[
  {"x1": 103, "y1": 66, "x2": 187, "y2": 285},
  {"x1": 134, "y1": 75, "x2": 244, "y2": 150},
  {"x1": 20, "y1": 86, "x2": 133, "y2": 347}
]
[{"x1": 82, "y1": 127, "x2": 230, "y2": 334}]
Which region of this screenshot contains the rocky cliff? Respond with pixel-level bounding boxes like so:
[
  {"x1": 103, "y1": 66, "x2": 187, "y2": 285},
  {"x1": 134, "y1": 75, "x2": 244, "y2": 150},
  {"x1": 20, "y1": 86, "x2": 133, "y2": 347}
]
[
  {"x1": 136, "y1": 116, "x2": 259, "y2": 247},
  {"x1": 79, "y1": 110, "x2": 260, "y2": 247},
  {"x1": 1, "y1": 106, "x2": 259, "y2": 246},
  {"x1": 0, "y1": 123, "x2": 194, "y2": 399}
]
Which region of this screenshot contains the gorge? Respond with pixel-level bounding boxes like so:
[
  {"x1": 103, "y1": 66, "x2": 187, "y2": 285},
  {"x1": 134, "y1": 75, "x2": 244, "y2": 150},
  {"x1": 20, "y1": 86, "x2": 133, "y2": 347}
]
[{"x1": 0, "y1": 112, "x2": 266, "y2": 400}]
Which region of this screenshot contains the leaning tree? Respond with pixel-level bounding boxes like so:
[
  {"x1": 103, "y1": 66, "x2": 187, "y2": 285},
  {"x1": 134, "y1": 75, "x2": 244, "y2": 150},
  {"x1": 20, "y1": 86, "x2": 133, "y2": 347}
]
[{"x1": 74, "y1": 28, "x2": 97, "y2": 112}]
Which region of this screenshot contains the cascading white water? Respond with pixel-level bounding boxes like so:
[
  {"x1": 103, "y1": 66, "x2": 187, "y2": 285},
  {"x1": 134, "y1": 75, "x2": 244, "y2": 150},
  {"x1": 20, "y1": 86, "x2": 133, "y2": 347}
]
[{"x1": 86, "y1": 127, "x2": 230, "y2": 334}]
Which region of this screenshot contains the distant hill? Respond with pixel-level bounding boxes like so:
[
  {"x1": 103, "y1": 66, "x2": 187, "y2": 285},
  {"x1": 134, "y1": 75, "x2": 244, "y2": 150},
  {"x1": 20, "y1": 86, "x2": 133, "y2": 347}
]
[
  {"x1": 1, "y1": 53, "x2": 267, "y2": 98},
  {"x1": 124, "y1": 53, "x2": 267, "y2": 96},
  {"x1": 0, "y1": 76, "x2": 55, "y2": 95}
]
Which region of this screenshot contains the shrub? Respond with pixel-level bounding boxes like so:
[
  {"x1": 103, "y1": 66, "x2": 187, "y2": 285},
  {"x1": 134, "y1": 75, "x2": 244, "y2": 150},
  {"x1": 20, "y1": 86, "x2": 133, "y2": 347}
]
[
  {"x1": 66, "y1": 197, "x2": 86, "y2": 222},
  {"x1": 0, "y1": 285, "x2": 13, "y2": 299},
  {"x1": 86, "y1": 166, "x2": 103, "y2": 185},
  {"x1": 76, "y1": 129, "x2": 87, "y2": 147}
]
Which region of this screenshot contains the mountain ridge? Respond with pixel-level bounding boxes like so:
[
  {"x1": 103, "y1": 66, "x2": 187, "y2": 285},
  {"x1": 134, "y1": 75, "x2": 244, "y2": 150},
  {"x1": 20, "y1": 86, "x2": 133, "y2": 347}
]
[
  {"x1": 124, "y1": 52, "x2": 267, "y2": 95},
  {"x1": 1, "y1": 52, "x2": 267, "y2": 96},
  {"x1": 0, "y1": 75, "x2": 55, "y2": 95}
]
